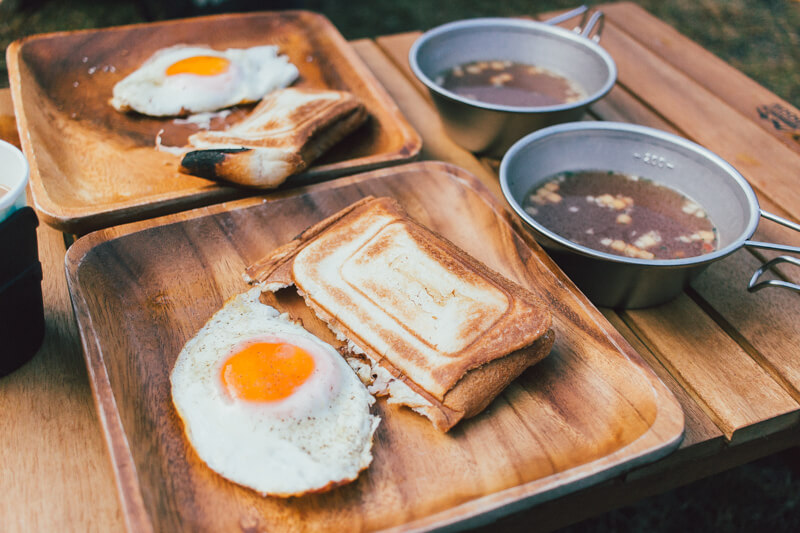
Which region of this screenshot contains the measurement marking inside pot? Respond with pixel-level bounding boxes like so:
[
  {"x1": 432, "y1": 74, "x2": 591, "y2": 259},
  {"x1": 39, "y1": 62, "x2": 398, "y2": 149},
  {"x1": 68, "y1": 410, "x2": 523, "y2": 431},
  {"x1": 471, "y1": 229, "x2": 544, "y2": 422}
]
[{"x1": 633, "y1": 151, "x2": 675, "y2": 169}]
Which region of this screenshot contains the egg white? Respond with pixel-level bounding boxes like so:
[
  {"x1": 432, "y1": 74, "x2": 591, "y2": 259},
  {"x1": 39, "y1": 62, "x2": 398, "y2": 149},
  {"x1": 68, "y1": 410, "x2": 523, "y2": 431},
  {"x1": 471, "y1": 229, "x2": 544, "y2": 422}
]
[
  {"x1": 111, "y1": 44, "x2": 299, "y2": 117},
  {"x1": 170, "y1": 287, "x2": 379, "y2": 496}
]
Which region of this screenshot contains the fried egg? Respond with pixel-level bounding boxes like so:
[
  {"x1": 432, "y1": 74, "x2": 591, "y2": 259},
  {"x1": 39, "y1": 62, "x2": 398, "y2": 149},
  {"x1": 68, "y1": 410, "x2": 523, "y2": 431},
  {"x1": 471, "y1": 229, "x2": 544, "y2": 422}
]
[
  {"x1": 170, "y1": 287, "x2": 379, "y2": 496},
  {"x1": 111, "y1": 44, "x2": 298, "y2": 117}
]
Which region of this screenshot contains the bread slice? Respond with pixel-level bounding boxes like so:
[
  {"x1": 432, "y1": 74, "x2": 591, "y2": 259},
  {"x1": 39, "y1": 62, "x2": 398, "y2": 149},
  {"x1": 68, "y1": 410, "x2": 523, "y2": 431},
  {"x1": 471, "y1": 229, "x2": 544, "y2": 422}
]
[
  {"x1": 179, "y1": 87, "x2": 367, "y2": 188},
  {"x1": 244, "y1": 197, "x2": 554, "y2": 431}
]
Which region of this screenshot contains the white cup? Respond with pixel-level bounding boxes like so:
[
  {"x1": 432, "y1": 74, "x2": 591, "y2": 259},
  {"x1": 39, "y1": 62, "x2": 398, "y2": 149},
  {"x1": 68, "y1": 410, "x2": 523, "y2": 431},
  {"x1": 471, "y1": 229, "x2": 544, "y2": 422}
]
[{"x1": 0, "y1": 139, "x2": 30, "y2": 224}]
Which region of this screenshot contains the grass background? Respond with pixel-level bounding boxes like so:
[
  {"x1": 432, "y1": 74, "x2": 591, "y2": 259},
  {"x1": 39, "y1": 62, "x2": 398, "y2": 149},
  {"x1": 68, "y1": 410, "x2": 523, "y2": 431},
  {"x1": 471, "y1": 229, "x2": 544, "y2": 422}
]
[{"x1": 1, "y1": 0, "x2": 799, "y2": 531}]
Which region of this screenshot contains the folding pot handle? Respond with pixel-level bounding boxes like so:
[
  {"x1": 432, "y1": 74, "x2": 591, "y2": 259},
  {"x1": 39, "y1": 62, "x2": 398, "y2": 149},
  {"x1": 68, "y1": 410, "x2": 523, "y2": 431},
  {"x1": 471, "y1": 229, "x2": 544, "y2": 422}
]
[
  {"x1": 542, "y1": 5, "x2": 605, "y2": 43},
  {"x1": 541, "y1": 5, "x2": 589, "y2": 26},
  {"x1": 577, "y1": 10, "x2": 605, "y2": 42},
  {"x1": 748, "y1": 256, "x2": 800, "y2": 293},
  {"x1": 744, "y1": 210, "x2": 800, "y2": 293}
]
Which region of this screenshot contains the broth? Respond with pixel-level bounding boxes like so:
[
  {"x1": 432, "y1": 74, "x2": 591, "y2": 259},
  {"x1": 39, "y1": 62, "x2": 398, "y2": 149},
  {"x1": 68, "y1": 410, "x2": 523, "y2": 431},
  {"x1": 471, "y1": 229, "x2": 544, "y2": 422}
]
[
  {"x1": 0, "y1": 184, "x2": 10, "y2": 201},
  {"x1": 436, "y1": 60, "x2": 585, "y2": 107},
  {"x1": 522, "y1": 170, "x2": 717, "y2": 260}
]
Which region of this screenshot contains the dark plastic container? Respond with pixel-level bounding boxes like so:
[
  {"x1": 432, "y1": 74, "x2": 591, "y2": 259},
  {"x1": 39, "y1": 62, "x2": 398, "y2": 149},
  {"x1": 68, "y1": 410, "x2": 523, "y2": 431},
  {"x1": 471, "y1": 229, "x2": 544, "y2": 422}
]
[{"x1": 0, "y1": 206, "x2": 45, "y2": 376}]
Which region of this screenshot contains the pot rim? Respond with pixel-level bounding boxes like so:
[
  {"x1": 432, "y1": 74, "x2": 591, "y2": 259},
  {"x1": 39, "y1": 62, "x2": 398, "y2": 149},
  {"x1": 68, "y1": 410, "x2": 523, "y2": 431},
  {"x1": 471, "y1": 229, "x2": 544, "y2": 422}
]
[
  {"x1": 408, "y1": 17, "x2": 618, "y2": 114},
  {"x1": 499, "y1": 121, "x2": 762, "y2": 268}
]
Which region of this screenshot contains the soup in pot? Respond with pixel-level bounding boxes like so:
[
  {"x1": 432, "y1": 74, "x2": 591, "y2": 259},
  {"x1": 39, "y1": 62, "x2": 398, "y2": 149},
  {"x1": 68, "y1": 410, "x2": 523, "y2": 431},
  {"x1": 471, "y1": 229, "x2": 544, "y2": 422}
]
[
  {"x1": 522, "y1": 170, "x2": 717, "y2": 260},
  {"x1": 436, "y1": 60, "x2": 585, "y2": 107}
]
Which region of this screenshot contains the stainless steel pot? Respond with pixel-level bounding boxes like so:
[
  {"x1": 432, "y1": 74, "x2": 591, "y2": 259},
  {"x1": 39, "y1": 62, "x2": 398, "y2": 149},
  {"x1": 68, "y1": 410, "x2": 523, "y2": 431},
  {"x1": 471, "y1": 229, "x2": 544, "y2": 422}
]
[
  {"x1": 500, "y1": 121, "x2": 800, "y2": 309},
  {"x1": 409, "y1": 7, "x2": 616, "y2": 157}
]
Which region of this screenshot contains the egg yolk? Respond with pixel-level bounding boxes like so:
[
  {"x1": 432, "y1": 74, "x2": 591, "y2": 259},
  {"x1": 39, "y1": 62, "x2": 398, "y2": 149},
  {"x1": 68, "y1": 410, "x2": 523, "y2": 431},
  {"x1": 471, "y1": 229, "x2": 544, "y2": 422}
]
[
  {"x1": 166, "y1": 55, "x2": 230, "y2": 77},
  {"x1": 221, "y1": 342, "x2": 315, "y2": 402}
]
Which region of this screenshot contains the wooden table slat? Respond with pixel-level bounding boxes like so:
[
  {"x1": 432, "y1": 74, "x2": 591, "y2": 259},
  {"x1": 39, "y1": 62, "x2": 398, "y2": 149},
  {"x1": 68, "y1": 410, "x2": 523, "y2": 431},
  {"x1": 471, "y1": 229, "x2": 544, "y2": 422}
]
[
  {"x1": 691, "y1": 252, "x2": 800, "y2": 399},
  {"x1": 588, "y1": 84, "x2": 678, "y2": 133},
  {"x1": 597, "y1": 17, "x2": 800, "y2": 219},
  {"x1": 603, "y1": 2, "x2": 800, "y2": 159},
  {"x1": 622, "y1": 293, "x2": 799, "y2": 444},
  {"x1": 0, "y1": 138, "x2": 124, "y2": 530},
  {"x1": 0, "y1": 93, "x2": 20, "y2": 148},
  {"x1": 351, "y1": 38, "x2": 502, "y2": 197},
  {"x1": 374, "y1": 33, "x2": 432, "y2": 103},
  {"x1": 482, "y1": 422, "x2": 800, "y2": 533}
]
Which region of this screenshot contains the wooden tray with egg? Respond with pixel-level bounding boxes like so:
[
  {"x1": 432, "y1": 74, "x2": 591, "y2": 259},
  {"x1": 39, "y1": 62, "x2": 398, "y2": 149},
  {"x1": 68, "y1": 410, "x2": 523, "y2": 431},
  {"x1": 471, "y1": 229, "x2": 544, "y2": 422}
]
[
  {"x1": 6, "y1": 11, "x2": 421, "y2": 235},
  {"x1": 65, "y1": 161, "x2": 684, "y2": 532}
]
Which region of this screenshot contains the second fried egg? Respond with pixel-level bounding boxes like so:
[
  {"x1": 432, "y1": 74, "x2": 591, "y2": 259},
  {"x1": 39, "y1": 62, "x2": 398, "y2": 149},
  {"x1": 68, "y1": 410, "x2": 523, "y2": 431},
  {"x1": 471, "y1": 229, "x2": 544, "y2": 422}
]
[{"x1": 170, "y1": 287, "x2": 379, "y2": 497}]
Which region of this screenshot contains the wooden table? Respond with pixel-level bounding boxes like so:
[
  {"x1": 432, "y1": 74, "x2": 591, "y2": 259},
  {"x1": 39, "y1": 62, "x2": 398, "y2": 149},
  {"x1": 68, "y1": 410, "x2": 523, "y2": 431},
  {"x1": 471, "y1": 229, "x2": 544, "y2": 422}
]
[{"x1": 2, "y1": 2, "x2": 800, "y2": 531}]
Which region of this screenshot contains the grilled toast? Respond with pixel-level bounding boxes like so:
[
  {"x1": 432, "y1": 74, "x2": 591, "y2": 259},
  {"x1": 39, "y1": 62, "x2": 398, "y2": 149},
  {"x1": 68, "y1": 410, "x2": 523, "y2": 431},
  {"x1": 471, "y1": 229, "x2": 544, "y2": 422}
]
[
  {"x1": 245, "y1": 196, "x2": 554, "y2": 431},
  {"x1": 180, "y1": 87, "x2": 367, "y2": 188}
]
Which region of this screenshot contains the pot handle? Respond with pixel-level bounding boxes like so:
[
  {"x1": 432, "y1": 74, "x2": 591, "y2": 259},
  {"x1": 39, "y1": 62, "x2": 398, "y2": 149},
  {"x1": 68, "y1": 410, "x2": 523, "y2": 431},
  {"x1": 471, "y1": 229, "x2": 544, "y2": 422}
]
[
  {"x1": 744, "y1": 210, "x2": 800, "y2": 293},
  {"x1": 542, "y1": 5, "x2": 606, "y2": 43}
]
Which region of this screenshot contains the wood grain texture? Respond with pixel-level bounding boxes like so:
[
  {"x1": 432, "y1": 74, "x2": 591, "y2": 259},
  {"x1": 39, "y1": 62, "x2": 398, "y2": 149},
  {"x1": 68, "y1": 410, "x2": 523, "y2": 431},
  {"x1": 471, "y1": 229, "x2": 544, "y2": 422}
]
[
  {"x1": 65, "y1": 162, "x2": 683, "y2": 532},
  {"x1": 374, "y1": 33, "x2": 433, "y2": 105},
  {"x1": 622, "y1": 293, "x2": 798, "y2": 444},
  {"x1": 0, "y1": 224, "x2": 124, "y2": 533},
  {"x1": 691, "y1": 252, "x2": 800, "y2": 401},
  {"x1": 594, "y1": 13, "x2": 800, "y2": 218},
  {"x1": 0, "y1": 92, "x2": 20, "y2": 148},
  {"x1": 599, "y1": 309, "x2": 723, "y2": 451},
  {"x1": 0, "y1": 89, "x2": 124, "y2": 532},
  {"x1": 603, "y1": 2, "x2": 800, "y2": 158},
  {"x1": 484, "y1": 424, "x2": 800, "y2": 533},
  {"x1": 6, "y1": 11, "x2": 421, "y2": 234},
  {"x1": 351, "y1": 38, "x2": 501, "y2": 196}
]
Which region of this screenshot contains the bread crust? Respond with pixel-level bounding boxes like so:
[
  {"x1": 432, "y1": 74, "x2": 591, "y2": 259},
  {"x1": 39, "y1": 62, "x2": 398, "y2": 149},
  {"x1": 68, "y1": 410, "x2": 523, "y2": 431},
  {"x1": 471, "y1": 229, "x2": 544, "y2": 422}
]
[
  {"x1": 179, "y1": 88, "x2": 367, "y2": 188},
  {"x1": 245, "y1": 196, "x2": 554, "y2": 431}
]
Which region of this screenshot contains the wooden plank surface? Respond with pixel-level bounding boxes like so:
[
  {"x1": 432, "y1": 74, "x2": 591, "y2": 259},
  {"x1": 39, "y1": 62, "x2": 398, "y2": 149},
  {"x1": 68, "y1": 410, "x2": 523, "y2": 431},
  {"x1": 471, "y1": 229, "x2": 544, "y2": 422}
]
[
  {"x1": 0, "y1": 91, "x2": 124, "y2": 532},
  {"x1": 599, "y1": 310, "x2": 723, "y2": 451},
  {"x1": 0, "y1": 92, "x2": 20, "y2": 148},
  {"x1": 692, "y1": 252, "x2": 800, "y2": 400},
  {"x1": 350, "y1": 38, "x2": 500, "y2": 194},
  {"x1": 2, "y1": 2, "x2": 800, "y2": 531},
  {"x1": 488, "y1": 424, "x2": 800, "y2": 533},
  {"x1": 594, "y1": 13, "x2": 800, "y2": 217},
  {"x1": 623, "y1": 295, "x2": 798, "y2": 444},
  {"x1": 603, "y1": 2, "x2": 800, "y2": 158}
]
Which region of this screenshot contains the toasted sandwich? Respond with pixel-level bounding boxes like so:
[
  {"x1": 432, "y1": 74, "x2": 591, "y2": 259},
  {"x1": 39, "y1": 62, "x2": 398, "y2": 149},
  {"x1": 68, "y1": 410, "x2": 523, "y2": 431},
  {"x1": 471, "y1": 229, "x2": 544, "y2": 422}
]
[
  {"x1": 180, "y1": 87, "x2": 367, "y2": 188},
  {"x1": 244, "y1": 196, "x2": 554, "y2": 431}
]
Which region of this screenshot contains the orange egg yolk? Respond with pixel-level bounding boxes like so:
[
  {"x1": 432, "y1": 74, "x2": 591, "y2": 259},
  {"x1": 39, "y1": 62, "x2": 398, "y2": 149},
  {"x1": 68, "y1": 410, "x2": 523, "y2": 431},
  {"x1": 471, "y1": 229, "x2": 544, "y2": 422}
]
[
  {"x1": 221, "y1": 342, "x2": 315, "y2": 402},
  {"x1": 166, "y1": 55, "x2": 230, "y2": 77}
]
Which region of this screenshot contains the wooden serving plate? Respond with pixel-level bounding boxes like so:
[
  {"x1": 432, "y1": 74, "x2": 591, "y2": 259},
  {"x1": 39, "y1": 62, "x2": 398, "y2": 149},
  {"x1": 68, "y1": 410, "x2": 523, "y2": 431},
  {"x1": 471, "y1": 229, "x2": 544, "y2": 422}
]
[
  {"x1": 65, "y1": 161, "x2": 683, "y2": 532},
  {"x1": 7, "y1": 11, "x2": 421, "y2": 235}
]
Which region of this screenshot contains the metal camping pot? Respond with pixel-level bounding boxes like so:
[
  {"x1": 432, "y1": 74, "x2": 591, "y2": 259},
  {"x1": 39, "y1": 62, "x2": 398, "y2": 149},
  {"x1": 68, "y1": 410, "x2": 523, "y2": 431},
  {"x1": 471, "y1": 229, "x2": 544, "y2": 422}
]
[
  {"x1": 409, "y1": 7, "x2": 617, "y2": 157},
  {"x1": 500, "y1": 121, "x2": 800, "y2": 309}
]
